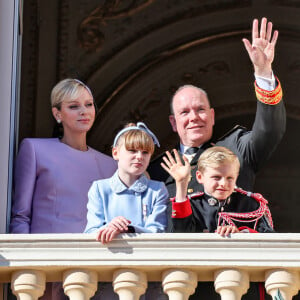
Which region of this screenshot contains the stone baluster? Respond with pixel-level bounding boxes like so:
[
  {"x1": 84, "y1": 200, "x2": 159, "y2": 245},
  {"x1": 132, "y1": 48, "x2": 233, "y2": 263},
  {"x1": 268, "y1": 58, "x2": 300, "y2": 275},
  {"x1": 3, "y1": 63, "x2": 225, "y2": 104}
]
[
  {"x1": 63, "y1": 269, "x2": 97, "y2": 300},
  {"x1": 11, "y1": 270, "x2": 46, "y2": 300},
  {"x1": 265, "y1": 269, "x2": 299, "y2": 300},
  {"x1": 162, "y1": 269, "x2": 197, "y2": 300},
  {"x1": 214, "y1": 269, "x2": 249, "y2": 300},
  {"x1": 113, "y1": 269, "x2": 147, "y2": 300}
]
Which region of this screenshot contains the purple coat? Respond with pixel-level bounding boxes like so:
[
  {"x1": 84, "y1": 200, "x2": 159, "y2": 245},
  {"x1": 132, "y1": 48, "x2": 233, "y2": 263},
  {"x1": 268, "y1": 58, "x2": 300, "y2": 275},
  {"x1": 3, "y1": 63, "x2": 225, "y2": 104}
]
[{"x1": 10, "y1": 138, "x2": 117, "y2": 233}]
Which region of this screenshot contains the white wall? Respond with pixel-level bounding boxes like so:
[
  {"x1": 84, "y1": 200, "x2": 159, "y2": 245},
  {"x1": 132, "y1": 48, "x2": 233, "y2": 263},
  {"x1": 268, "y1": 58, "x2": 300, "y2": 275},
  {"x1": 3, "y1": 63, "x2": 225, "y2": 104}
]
[{"x1": 0, "y1": 0, "x2": 21, "y2": 233}]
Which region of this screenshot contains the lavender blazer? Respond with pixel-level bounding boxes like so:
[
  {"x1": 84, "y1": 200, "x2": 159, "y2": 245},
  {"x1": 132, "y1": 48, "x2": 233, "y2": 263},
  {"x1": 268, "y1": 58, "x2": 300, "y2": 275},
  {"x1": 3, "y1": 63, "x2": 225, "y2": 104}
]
[{"x1": 9, "y1": 138, "x2": 117, "y2": 233}]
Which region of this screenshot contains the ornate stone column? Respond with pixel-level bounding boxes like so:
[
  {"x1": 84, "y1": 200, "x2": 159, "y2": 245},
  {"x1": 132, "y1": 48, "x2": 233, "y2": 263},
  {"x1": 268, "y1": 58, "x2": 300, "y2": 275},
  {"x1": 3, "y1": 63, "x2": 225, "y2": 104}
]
[
  {"x1": 265, "y1": 269, "x2": 299, "y2": 300},
  {"x1": 11, "y1": 270, "x2": 46, "y2": 300},
  {"x1": 214, "y1": 269, "x2": 249, "y2": 300},
  {"x1": 63, "y1": 269, "x2": 97, "y2": 300},
  {"x1": 113, "y1": 269, "x2": 147, "y2": 300},
  {"x1": 162, "y1": 268, "x2": 197, "y2": 300}
]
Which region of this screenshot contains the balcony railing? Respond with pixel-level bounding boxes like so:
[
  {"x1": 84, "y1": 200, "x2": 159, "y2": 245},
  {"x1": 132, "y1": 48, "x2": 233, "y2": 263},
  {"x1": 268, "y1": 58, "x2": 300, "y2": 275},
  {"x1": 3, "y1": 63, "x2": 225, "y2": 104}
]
[{"x1": 1, "y1": 233, "x2": 300, "y2": 300}]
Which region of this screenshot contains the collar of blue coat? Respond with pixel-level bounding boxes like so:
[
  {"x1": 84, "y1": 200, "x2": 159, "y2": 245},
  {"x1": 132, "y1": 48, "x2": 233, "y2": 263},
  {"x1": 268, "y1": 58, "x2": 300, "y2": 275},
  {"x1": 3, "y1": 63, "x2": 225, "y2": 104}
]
[{"x1": 110, "y1": 171, "x2": 149, "y2": 193}]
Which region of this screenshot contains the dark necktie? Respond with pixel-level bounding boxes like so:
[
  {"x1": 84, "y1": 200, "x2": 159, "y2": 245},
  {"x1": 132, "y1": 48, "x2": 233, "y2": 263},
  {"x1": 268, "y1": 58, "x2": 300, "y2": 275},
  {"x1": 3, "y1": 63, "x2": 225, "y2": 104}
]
[{"x1": 184, "y1": 147, "x2": 199, "y2": 155}]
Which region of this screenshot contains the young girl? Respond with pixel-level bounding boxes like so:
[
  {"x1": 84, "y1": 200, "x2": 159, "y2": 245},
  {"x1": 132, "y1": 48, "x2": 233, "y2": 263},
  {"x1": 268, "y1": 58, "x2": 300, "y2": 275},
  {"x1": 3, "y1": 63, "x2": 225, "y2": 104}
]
[{"x1": 85, "y1": 122, "x2": 168, "y2": 243}]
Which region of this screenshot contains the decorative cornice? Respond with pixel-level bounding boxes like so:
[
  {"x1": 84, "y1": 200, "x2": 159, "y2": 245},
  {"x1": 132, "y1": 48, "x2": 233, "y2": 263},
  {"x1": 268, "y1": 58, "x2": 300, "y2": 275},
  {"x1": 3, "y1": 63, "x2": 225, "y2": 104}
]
[
  {"x1": 78, "y1": 0, "x2": 154, "y2": 51},
  {"x1": 94, "y1": 30, "x2": 248, "y2": 117}
]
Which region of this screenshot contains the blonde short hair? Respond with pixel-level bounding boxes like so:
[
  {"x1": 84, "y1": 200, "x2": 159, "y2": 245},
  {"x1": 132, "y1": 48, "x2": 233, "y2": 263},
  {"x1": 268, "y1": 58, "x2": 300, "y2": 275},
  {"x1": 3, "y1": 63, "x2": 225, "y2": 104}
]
[
  {"x1": 197, "y1": 146, "x2": 240, "y2": 173},
  {"x1": 115, "y1": 123, "x2": 155, "y2": 155},
  {"x1": 51, "y1": 78, "x2": 93, "y2": 109}
]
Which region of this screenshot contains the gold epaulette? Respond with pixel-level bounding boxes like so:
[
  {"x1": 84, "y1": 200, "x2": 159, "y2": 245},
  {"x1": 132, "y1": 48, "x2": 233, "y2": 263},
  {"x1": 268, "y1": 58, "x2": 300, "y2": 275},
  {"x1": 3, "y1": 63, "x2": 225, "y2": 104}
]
[{"x1": 254, "y1": 77, "x2": 282, "y2": 105}]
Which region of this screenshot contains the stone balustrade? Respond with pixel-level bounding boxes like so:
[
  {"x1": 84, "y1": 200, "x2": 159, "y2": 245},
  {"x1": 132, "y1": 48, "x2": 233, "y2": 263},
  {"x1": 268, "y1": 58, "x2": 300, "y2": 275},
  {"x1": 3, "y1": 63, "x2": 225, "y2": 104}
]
[{"x1": 1, "y1": 233, "x2": 300, "y2": 299}]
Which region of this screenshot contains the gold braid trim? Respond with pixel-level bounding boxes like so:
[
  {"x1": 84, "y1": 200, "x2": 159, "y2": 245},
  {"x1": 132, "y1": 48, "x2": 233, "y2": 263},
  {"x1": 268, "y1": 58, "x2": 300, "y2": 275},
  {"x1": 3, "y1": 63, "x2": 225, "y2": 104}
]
[{"x1": 254, "y1": 77, "x2": 283, "y2": 105}]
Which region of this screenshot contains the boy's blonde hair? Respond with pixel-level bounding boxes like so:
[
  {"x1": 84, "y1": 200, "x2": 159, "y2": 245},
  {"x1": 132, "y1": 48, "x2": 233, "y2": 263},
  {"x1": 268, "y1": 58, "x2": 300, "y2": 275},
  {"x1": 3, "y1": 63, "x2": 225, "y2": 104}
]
[
  {"x1": 197, "y1": 146, "x2": 240, "y2": 173},
  {"x1": 115, "y1": 123, "x2": 155, "y2": 155}
]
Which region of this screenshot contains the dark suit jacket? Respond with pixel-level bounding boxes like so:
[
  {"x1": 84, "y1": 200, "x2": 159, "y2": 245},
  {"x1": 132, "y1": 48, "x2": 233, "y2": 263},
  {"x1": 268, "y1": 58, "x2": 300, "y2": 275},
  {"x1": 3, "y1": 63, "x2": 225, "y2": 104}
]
[{"x1": 148, "y1": 99, "x2": 286, "y2": 232}]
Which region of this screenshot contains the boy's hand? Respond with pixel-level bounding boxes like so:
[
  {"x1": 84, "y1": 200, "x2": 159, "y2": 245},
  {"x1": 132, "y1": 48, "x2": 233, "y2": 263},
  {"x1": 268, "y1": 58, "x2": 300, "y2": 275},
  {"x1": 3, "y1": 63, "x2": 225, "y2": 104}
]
[
  {"x1": 161, "y1": 149, "x2": 191, "y2": 184},
  {"x1": 96, "y1": 216, "x2": 131, "y2": 244},
  {"x1": 216, "y1": 225, "x2": 240, "y2": 237}
]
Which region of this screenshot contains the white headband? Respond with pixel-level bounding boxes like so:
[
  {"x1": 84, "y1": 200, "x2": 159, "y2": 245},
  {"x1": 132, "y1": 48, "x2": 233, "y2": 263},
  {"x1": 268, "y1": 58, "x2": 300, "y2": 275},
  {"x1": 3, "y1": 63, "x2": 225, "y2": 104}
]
[
  {"x1": 73, "y1": 79, "x2": 93, "y2": 97},
  {"x1": 113, "y1": 122, "x2": 160, "y2": 147}
]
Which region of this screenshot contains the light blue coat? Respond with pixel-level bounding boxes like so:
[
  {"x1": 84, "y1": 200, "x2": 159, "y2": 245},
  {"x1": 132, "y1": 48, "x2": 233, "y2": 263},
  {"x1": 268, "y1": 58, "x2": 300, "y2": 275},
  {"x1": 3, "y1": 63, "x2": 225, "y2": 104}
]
[{"x1": 85, "y1": 171, "x2": 168, "y2": 233}]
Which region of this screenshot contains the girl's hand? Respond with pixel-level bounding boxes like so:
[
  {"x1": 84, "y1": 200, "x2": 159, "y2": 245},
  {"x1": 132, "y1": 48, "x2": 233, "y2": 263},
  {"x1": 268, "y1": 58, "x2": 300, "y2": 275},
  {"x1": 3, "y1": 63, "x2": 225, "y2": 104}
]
[
  {"x1": 161, "y1": 149, "x2": 191, "y2": 184},
  {"x1": 96, "y1": 226, "x2": 121, "y2": 244},
  {"x1": 108, "y1": 216, "x2": 131, "y2": 231},
  {"x1": 216, "y1": 225, "x2": 239, "y2": 237},
  {"x1": 96, "y1": 216, "x2": 131, "y2": 244}
]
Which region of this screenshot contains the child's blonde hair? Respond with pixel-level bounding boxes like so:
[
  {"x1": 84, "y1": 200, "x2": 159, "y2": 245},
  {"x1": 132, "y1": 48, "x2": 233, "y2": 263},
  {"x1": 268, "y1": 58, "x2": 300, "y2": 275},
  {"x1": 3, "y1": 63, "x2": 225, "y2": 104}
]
[
  {"x1": 197, "y1": 146, "x2": 240, "y2": 173},
  {"x1": 115, "y1": 123, "x2": 155, "y2": 155}
]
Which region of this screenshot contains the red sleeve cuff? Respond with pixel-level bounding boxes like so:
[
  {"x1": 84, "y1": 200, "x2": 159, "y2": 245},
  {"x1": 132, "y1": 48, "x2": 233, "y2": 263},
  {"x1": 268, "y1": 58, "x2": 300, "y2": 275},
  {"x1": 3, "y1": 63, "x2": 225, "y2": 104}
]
[
  {"x1": 238, "y1": 226, "x2": 258, "y2": 233},
  {"x1": 254, "y1": 77, "x2": 282, "y2": 105},
  {"x1": 171, "y1": 197, "x2": 192, "y2": 218}
]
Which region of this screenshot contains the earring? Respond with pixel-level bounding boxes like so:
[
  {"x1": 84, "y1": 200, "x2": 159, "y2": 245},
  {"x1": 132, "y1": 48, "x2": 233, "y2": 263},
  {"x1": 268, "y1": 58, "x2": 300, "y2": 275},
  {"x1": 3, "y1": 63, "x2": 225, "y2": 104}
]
[{"x1": 57, "y1": 119, "x2": 61, "y2": 124}]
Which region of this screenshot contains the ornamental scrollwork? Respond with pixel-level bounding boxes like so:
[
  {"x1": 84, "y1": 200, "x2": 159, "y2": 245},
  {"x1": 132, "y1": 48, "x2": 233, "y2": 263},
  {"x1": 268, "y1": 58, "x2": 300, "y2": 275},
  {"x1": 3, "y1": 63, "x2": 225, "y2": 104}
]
[
  {"x1": 78, "y1": 0, "x2": 154, "y2": 51},
  {"x1": 198, "y1": 61, "x2": 230, "y2": 76}
]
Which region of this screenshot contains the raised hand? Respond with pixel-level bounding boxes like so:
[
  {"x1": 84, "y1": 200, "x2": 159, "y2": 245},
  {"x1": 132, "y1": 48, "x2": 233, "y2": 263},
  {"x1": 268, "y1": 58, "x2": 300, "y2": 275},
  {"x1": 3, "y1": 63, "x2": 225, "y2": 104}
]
[
  {"x1": 243, "y1": 17, "x2": 278, "y2": 78},
  {"x1": 161, "y1": 149, "x2": 191, "y2": 184},
  {"x1": 161, "y1": 149, "x2": 191, "y2": 202}
]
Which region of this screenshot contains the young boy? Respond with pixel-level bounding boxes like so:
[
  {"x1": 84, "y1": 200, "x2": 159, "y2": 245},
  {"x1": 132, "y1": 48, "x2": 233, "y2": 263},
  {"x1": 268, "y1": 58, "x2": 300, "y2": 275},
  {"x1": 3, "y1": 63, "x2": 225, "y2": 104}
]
[{"x1": 161, "y1": 146, "x2": 274, "y2": 236}]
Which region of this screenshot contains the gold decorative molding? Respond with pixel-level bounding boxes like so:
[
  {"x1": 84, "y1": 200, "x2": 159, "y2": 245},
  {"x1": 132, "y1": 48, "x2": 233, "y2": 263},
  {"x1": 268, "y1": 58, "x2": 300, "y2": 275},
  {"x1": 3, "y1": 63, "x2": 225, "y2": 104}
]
[
  {"x1": 198, "y1": 61, "x2": 230, "y2": 76},
  {"x1": 78, "y1": 0, "x2": 154, "y2": 51},
  {"x1": 94, "y1": 30, "x2": 247, "y2": 116}
]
